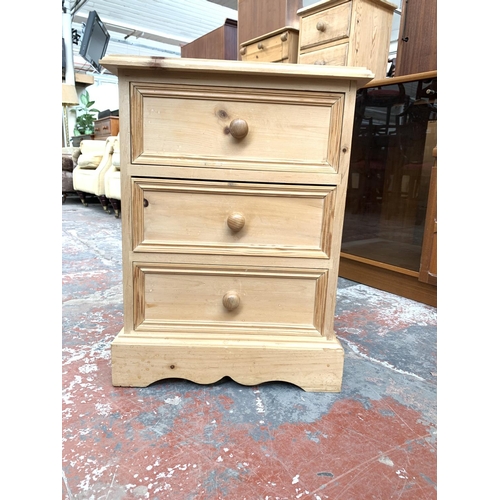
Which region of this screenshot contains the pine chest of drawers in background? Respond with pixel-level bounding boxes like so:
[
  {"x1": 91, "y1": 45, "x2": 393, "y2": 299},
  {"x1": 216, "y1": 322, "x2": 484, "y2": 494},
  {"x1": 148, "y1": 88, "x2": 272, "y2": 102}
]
[
  {"x1": 101, "y1": 55, "x2": 373, "y2": 392},
  {"x1": 297, "y1": 0, "x2": 397, "y2": 80},
  {"x1": 239, "y1": 27, "x2": 299, "y2": 63}
]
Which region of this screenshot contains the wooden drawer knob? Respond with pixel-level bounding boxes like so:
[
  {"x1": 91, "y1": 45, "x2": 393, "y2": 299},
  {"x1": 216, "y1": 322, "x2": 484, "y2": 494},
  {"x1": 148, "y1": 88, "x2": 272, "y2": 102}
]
[
  {"x1": 229, "y1": 118, "x2": 249, "y2": 139},
  {"x1": 223, "y1": 291, "x2": 240, "y2": 311},
  {"x1": 227, "y1": 212, "x2": 245, "y2": 232},
  {"x1": 258, "y1": 42, "x2": 264, "y2": 49},
  {"x1": 240, "y1": 47, "x2": 246, "y2": 55},
  {"x1": 280, "y1": 32, "x2": 288, "y2": 42},
  {"x1": 316, "y1": 21, "x2": 327, "y2": 32}
]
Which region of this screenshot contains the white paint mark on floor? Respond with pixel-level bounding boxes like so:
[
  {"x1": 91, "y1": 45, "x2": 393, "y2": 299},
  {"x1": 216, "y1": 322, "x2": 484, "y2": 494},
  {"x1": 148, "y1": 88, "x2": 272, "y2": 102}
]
[
  {"x1": 396, "y1": 467, "x2": 408, "y2": 479},
  {"x1": 337, "y1": 283, "x2": 437, "y2": 331},
  {"x1": 338, "y1": 336, "x2": 425, "y2": 381},
  {"x1": 95, "y1": 402, "x2": 112, "y2": 416},
  {"x1": 378, "y1": 455, "x2": 394, "y2": 466},
  {"x1": 165, "y1": 396, "x2": 181, "y2": 405}
]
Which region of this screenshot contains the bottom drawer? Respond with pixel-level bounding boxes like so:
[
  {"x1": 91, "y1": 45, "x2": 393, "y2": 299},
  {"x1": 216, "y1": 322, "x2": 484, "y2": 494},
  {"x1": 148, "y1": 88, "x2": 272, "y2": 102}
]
[
  {"x1": 298, "y1": 43, "x2": 348, "y2": 66},
  {"x1": 133, "y1": 262, "x2": 329, "y2": 337}
]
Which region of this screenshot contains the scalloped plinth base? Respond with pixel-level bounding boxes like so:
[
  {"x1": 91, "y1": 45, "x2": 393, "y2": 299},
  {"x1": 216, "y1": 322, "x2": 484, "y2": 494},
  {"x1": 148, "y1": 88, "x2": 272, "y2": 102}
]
[{"x1": 111, "y1": 329, "x2": 344, "y2": 392}]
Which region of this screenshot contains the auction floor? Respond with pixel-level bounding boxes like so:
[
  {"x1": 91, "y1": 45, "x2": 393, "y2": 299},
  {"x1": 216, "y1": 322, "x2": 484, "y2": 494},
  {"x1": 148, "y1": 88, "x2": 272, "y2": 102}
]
[{"x1": 62, "y1": 196, "x2": 437, "y2": 500}]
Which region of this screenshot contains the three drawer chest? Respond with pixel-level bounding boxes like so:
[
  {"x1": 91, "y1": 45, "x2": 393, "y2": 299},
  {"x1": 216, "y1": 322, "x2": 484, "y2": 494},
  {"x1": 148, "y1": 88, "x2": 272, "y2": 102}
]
[{"x1": 101, "y1": 56, "x2": 373, "y2": 392}]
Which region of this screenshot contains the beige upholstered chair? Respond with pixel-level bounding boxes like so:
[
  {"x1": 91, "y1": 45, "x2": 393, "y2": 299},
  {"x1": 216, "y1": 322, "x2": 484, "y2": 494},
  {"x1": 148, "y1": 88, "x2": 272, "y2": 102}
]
[
  {"x1": 72, "y1": 136, "x2": 118, "y2": 213},
  {"x1": 104, "y1": 134, "x2": 121, "y2": 217}
]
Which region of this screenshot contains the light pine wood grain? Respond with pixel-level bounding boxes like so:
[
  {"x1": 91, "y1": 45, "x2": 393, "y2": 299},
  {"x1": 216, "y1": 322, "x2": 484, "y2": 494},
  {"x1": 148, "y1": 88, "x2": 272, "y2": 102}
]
[
  {"x1": 131, "y1": 178, "x2": 336, "y2": 259},
  {"x1": 298, "y1": 43, "x2": 349, "y2": 66},
  {"x1": 111, "y1": 328, "x2": 344, "y2": 392},
  {"x1": 299, "y1": 1, "x2": 352, "y2": 50},
  {"x1": 297, "y1": 0, "x2": 397, "y2": 80},
  {"x1": 102, "y1": 56, "x2": 372, "y2": 391},
  {"x1": 132, "y1": 83, "x2": 344, "y2": 173},
  {"x1": 240, "y1": 27, "x2": 299, "y2": 63},
  {"x1": 133, "y1": 263, "x2": 328, "y2": 335},
  {"x1": 101, "y1": 54, "x2": 373, "y2": 81}
]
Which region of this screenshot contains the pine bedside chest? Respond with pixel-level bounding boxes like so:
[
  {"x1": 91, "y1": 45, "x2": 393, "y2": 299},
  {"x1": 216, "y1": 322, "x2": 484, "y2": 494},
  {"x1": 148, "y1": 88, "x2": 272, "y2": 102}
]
[
  {"x1": 100, "y1": 56, "x2": 373, "y2": 392},
  {"x1": 297, "y1": 0, "x2": 397, "y2": 80}
]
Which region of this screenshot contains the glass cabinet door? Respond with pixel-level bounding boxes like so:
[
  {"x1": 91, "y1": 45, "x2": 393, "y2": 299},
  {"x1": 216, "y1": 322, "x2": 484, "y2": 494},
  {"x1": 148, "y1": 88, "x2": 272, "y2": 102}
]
[{"x1": 342, "y1": 75, "x2": 437, "y2": 272}]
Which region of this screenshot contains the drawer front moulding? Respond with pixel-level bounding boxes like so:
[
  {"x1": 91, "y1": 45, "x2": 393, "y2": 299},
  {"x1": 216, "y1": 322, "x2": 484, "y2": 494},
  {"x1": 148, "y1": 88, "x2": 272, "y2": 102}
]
[{"x1": 132, "y1": 262, "x2": 330, "y2": 337}]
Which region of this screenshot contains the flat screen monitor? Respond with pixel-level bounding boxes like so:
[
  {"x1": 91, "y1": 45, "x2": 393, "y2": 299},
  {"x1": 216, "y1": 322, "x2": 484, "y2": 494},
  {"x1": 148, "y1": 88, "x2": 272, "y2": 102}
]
[{"x1": 79, "y1": 11, "x2": 110, "y2": 73}]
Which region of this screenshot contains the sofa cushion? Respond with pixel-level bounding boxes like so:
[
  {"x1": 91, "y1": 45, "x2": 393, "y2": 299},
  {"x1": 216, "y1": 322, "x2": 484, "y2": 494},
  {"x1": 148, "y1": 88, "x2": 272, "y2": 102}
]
[
  {"x1": 77, "y1": 154, "x2": 103, "y2": 169},
  {"x1": 77, "y1": 140, "x2": 107, "y2": 169}
]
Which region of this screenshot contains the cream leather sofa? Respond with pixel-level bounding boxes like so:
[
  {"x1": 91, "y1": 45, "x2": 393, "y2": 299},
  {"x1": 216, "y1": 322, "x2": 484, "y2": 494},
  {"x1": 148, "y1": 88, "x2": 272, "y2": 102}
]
[
  {"x1": 72, "y1": 136, "x2": 118, "y2": 213},
  {"x1": 104, "y1": 134, "x2": 121, "y2": 217}
]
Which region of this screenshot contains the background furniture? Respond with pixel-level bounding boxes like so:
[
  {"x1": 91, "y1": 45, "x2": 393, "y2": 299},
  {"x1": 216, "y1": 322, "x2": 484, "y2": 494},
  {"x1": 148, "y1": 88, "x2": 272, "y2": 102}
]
[
  {"x1": 62, "y1": 146, "x2": 81, "y2": 203},
  {"x1": 297, "y1": 0, "x2": 397, "y2": 80},
  {"x1": 62, "y1": 84, "x2": 79, "y2": 147},
  {"x1": 339, "y1": 71, "x2": 437, "y2": 306},
  {"x1": 394, "y1": 0, "x2": 437, "y2": 77},
  {"x1": 237, "y1": 0, "x2": 303, "y2": 56},
  {"x1": 181, "y1": 18, "x2": 238, "y2": 60},
  {"x1": 239, "y1": 26, "x2": 299, "y2": 63},
  {"x1": 102, "y1": 55, "x2": 373, "y2": 392},
  {"x1": 73, "y1": 136, "x2": 118, "y2": 212},
  {"x1": 104, "y1": 134, "x2": 122, "y2": 217},
  {"x1": 418, "y1": 146, "x2": 437, "y2": 286},
  {"x1": 93, "y1": 116, "x2": 120, "y2": 140}
]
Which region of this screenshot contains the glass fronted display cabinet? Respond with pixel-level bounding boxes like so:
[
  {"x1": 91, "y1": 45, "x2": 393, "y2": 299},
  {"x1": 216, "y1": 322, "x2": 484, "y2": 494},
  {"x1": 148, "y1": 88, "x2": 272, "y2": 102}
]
[{"x1": 340, "y1": 71, "x2": 437, "y2": 306}]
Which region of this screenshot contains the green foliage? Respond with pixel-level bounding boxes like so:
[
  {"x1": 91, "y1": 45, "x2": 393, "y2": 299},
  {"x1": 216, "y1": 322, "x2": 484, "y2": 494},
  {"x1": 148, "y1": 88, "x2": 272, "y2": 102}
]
[{"x1": 73, "y1": 90, "x2": 100, "y2": 135}]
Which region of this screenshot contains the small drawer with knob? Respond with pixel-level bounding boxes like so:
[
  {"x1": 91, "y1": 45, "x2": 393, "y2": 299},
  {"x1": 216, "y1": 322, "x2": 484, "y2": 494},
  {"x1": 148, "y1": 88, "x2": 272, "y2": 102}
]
[
  {"x1": 131, "y1": 178, "x2": 337, "y2": 259},
  {"x1": 130, "y1": 81, "x2": 345, "y2": 174},
  {"x1": 298, "y1": 43, "x2": 349, "y2": 66},
  {"x1": 132, "y1": 261, "x2": 330, "y2": 337},
  {"x1": 239, "y1": 27, "x2": 299, "y2": 63},
  {"x1": 298, "y1": 1, "x2": 352, "y2": 51}
]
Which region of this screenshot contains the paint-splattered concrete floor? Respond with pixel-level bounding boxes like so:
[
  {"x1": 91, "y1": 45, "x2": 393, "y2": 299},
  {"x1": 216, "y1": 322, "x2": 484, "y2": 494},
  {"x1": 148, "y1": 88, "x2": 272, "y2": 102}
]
[{"x1": 62, "y1": 196, "x2": 437, "y2": 500}]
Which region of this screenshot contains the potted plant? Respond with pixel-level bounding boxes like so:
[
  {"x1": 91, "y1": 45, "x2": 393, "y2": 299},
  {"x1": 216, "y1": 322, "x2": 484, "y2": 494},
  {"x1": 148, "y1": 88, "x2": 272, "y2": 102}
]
[{"x1": 71, "y1": 90, "x2": 100, "y2": 147}]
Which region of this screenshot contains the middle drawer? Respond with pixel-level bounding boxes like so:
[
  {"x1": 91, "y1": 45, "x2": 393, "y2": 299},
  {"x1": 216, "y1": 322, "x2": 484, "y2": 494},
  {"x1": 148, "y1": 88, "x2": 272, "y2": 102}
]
[{"x1": 131, "y1": 178, "x2": 337, "y2": 259}]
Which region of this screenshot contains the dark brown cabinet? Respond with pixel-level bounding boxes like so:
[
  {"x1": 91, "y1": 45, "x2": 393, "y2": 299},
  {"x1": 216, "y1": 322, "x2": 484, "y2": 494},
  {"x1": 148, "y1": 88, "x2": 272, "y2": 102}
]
[
  {"x1": 181, "y1": 18, "x2": 238, "y2": 60},
  {"x1": 395, "y1": 0, "x2": 437, "y2": 77}
]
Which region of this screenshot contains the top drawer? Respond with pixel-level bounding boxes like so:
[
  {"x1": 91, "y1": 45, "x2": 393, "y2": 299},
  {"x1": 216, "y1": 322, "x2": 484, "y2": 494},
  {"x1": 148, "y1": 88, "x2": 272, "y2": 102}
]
[
  {"x1": 129, "y1": 82, "x2": 345, "y2": 175},
  {"x1": 299, "y1": 1, "x2": 352, "y2": 51}
]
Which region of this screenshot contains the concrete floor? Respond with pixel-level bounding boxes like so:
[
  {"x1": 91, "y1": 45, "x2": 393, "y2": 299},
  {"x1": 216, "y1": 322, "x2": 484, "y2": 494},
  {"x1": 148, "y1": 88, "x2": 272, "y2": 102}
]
[{"x1": 62, "y1": 195, "x2": 437, "y2": 499}]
